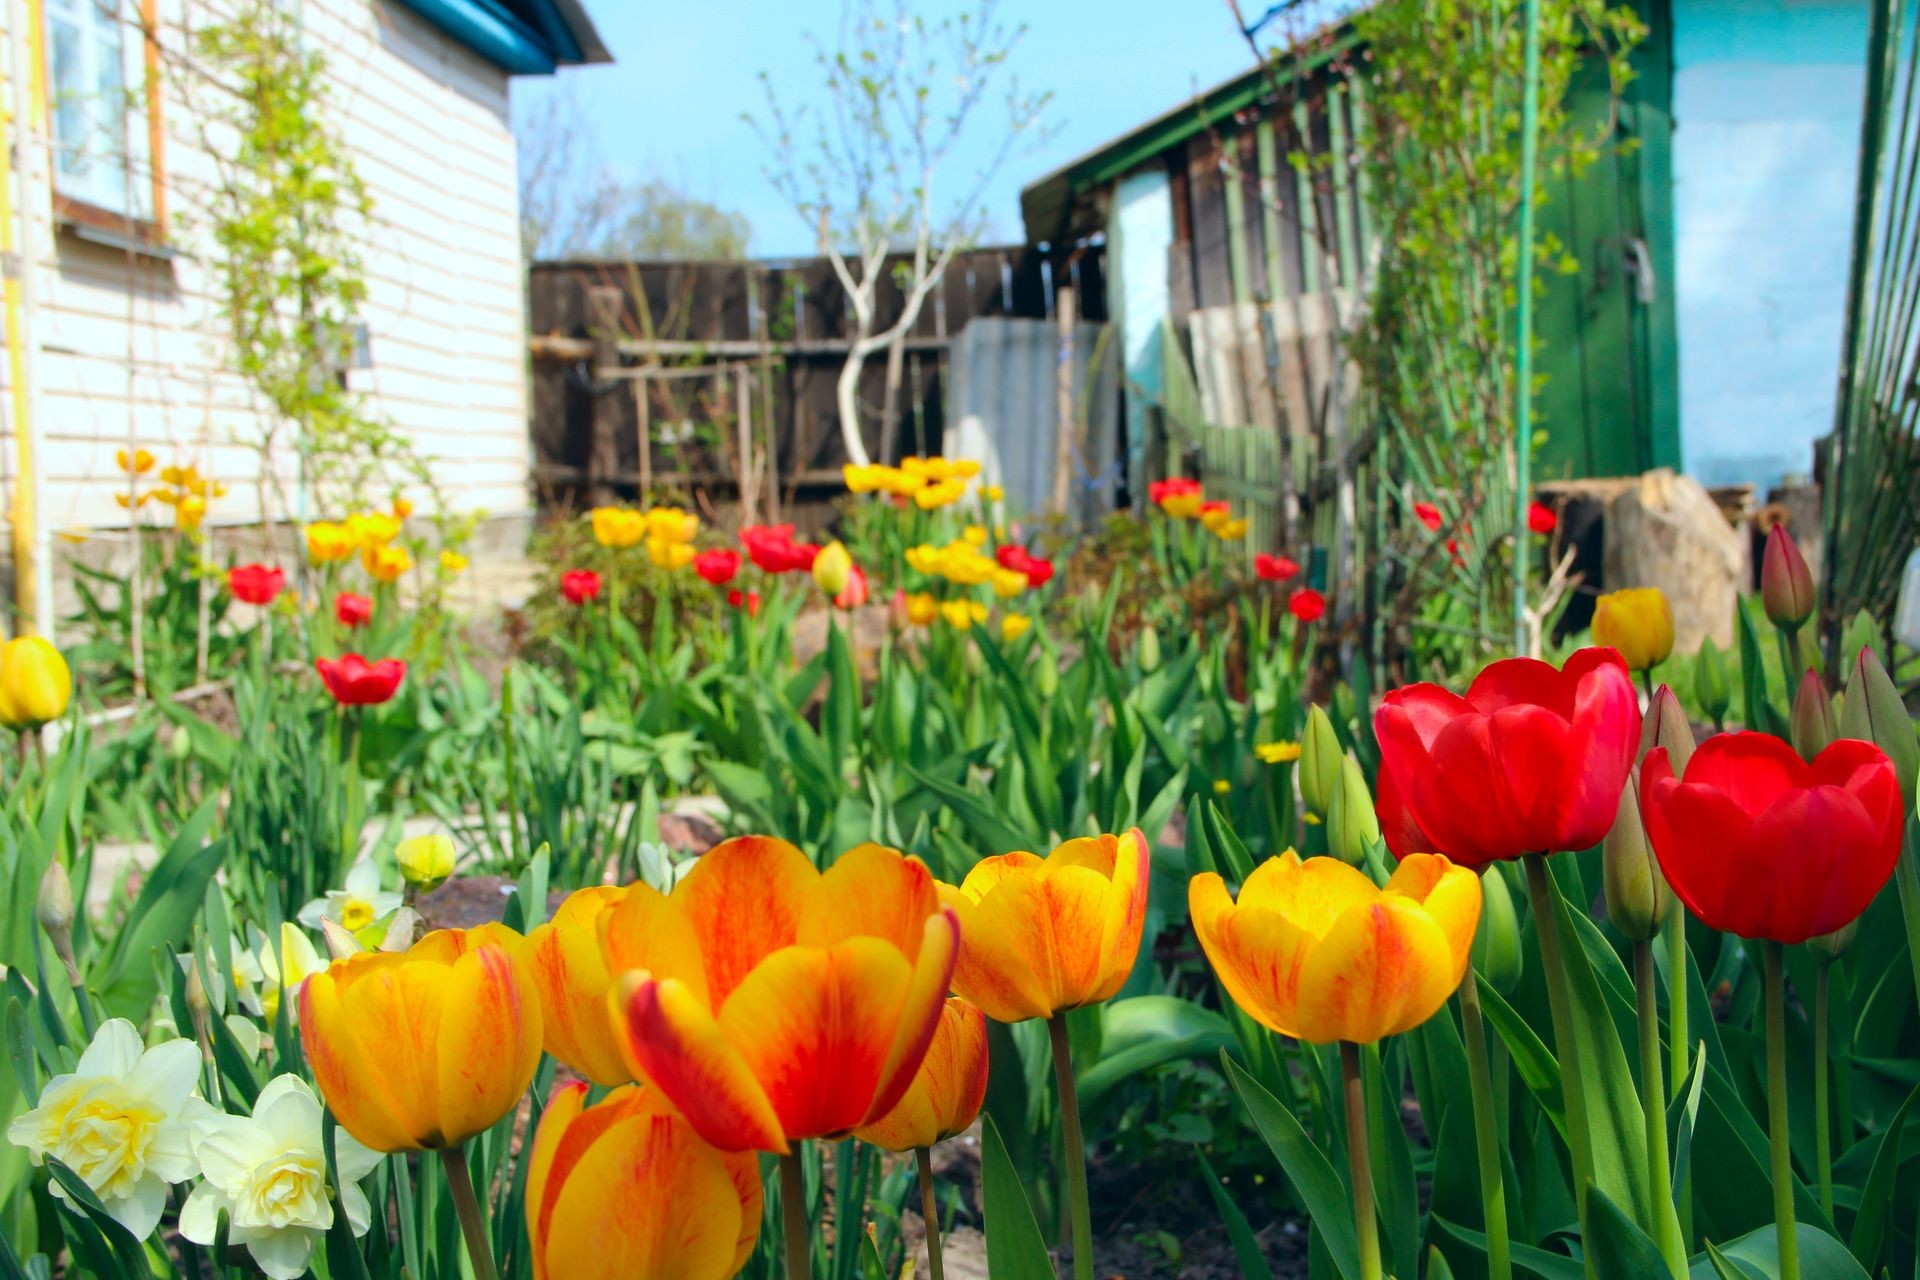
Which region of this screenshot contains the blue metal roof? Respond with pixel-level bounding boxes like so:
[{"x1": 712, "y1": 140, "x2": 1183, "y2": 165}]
[{"x1": 391, "y1": 0, "x2": 611, "y2": 75}]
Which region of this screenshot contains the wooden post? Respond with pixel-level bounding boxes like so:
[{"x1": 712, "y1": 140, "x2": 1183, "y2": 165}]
[
  {"x1": 633, "y1": 376, "x2": 653, "y2": 500},
  {"x1": 754, "y1": 267, "x2": 782, "y2": 521},
  {"x1": 734, "y1": 364, "x2": 756, "y2": 524},
  {"x1": 1052, "y1": 284, "x2": 1077, "y2": 517},
  {"x1": 587, "y1": 285, "x2": 623, "y2": 506}
]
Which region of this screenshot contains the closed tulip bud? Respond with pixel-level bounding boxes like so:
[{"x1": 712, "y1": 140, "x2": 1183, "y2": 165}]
[
  {"x1": 811, "y1": 540, "x2": 852, "y2": 597},
  {"x1": 0, "y1": 636, "x2": 72, "y2": 727},
  {"x1": 1791, "y1": 669, "x2": 1836, "y2": 761},
  {"x1": 1300, "y1": 704, "x2": 1342, "y2": 818},
  {"x1": 1761, "y1": 526, "x2": 1816, "y2": 634},
  {"x1": 1642, "y1": 685, "x2": 1698, "y2": 775},
  {"x1": 1604, "y1": 781, "x2": 1669, "y2": 941},
  {"x1": 1034, "y1": 657, "x2": 1059, "y2": 699},
  {"x1": 1137, "y1": 625, "x2": 1161, "y2": 673},
  {"x1": 396, "y1": 833, "x2": 456, "y2": 892},
  {"x1": 166, "y1": 723, "x2": 193, "y2": 762},
  {"x1": 1592, "y1": 588, "x2": 1676, "y2": 672},
  {"x1": 1470, "y1": 867, "x2": 1524, "y2": 995},
  {"x1": 37, "y1": 861, "x2": 77, "y2": 983},
  {"x1": 1327, "y1": 755, "x2": 1380, "y2": 866},
  {"x1": 1808, "y1": 917, "x2": 1858, "y2": 962},
  {"x1": 1694, "y1": 637, "x2": 1730, "y2": 728},
  {"x1": 1839, "y1": 643, "x2": 1918, "y2": 799}
]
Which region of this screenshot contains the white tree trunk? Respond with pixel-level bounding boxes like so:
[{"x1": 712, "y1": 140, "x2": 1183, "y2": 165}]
[{"x1": 837, "y1": 352, "x2": 871, "y2": 468}]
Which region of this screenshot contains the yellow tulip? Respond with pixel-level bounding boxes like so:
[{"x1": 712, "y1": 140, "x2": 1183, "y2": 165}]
[
  {"x1": 175, "y1": 495, "x2": 207, "y2": 531},
  {"x1": 1215, "y1": 517, "x2": 1249, "y2": 540},
  {"x1": 346, "y1": 512, "x2": 401, "y2": 549},
  {"x1": 843, "y1": 463, "x2": 885, "y2": 494},
  {"x1": 905, "y1": 544, "x2": 945, "y2": 576},
  {"x1": 116, "y1": 447, "x2": 154, "y2": 475},
  {"x1": 905, "y1": 592, "x2": 938, "y2": 626},
  {"x1": 646, "y1": 537, "x2": 695, "y2": 571},
  {"x1": 1201, "y1": 505, "x2": 1232, "y2": 533},
  {"x1": 644, "y1": 508, "x2": 700, "y2": 544},
  {"x1": 939, "y1": 548, "x2": 995, "y2": 587},
  {"x1": 914, "y1": 480, "x2": 966, "y2": 510},
  {"x1": 525, "y1": 885, "x2": 660, "y2": 1088},
  {"x1": 438, "y1": 550, "x2": 468, "y2": 575},
  {"x1": 305, "y1": 522, "x2": 355, "y2": 564},
  {"x1": 1190, "y1": 852, "x2": 1480, "y2": 1044},
  {"x1": 963, "y1": 525, "x2": 988, "y2": 546},
  {"x1": 939, "y1": 599, "x2": 988, "y2": 630},
  {"x1": 526, "y1": 1082, "x2": 761, "y2": 1280},
  {"x1": 1162, "y1": 492, "x2": 1203, "y2": 520},
  {"x1": 391, "y1": 496, "x2": 415, "y2": 519},
  {"x1": 992, "y1": 567, "x2": 1028, "y2": 599},
  {"x1": 590, "y1": 507, "x2": 645, "y2": 550},
  {"x1": 812, "y1": 540, "x2": 853, "y2": 596},
  {"x1": 853, "y1": 997, "x2": 988, "y2": 1152},
  {"x1": 1000, "y1": 612, "x2": 1031, "y2": 641},
  {"x1": 300, "y1": 923, "x2": 542, "y2": 1152},
  {"x1": 0, "y1": 637, "x2": 72, "y2": 726},
  {"x1": 1592, "y1": 587, "x2": 1675, "y2": 672},
  {"x1": 983, "y1": 484, "x2": 1005, "y2": 502},
  {"x1": 363, "y1": 543, "x2": 413, "y2": 583},
  {"x1": 936, "y1": 830, "x2": 1150, "y2": 1023}
]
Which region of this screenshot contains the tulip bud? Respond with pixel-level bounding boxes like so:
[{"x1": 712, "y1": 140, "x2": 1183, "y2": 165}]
[
  {"x1": 1034, "y1": 657, "x2": 1060, "y2": 699},
  {"x1": 396, "y1": 833, "x2": 456, "y2": 893},
  {"x1": 1790, "y1": 669, "x2": 1836, "y2": 761},
  {"x1": 1839, "y1": 644, "x2": 1919, "y2": 799},
  {"x1": 1761, "y1": 526, "x2": 1815, "y2": 634},
  {"x1": 811, "y1": 540, "x2": 853, "y2": 597},
  {"x1": 1642, "y1": 685, "x2": 1698, "y2": 775},
  {"x1": 1327, "y1": 755, "x2": 1380, "y2": 866},
  {"x1": 1592, "y1": 587, "x2": 1676, "y2": 672},
  {"x1": 319, "y1": 918, "x2": 366, "y2": 961},
  {"x1": 166, "y1": 723, "x2": 193, "y2": 762},
  {"x1": 1199, "y1": 702, "x2": 1229, "y2": 748},
  {"x1": 1300, "y1": 704, "x2": 1342, "y2": 818},
  {"x1": 0, "y1": 636, "x2": 73, "y2": 727},
  {"x1": 1471, "y1": 867, "x2": 1524, "y2": 995},
  {"x1": 1137, "y1": 625, "x2": 1161, "y2": 674},
  {"x1": 37, "y1": 861, "x2": 78, "y2": 984},
  {"x1": 1808, "y1": 917, "x2": 1858, "y2": 962},
  {"x1": 1604, "y1": 781, "x2": 1669, "y2": 941},
  {"x1": 1694, "y1": 637, "x2": 1730, "y2": 729}
]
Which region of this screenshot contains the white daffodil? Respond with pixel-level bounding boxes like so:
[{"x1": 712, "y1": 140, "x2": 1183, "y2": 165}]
[
  {"x1": 5, "y1": 1018, "x2": 209, "y2": 1236},
  {"x1": 296, "y1": 859, "x2": 402, "y2": 937},
  {"x1": 248, "y1": 923, "x2": 323, "y2": 1024},
  {"x1": 179, "y1": 1075, "x2": 379, "y2": 1280}
]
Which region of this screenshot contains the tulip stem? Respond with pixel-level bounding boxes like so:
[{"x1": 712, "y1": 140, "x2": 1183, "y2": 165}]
[
  {"x1": 1894, "y1": 843, "x2": 1920, "y2": 1018},
  {"x1": 1814, "y1": 963, "x2": 1833, "y2": 1220},
  {"x1": 1048, "y1": 1013, "x2": 1094, "y2": 1280},
  {"x1": 1635, "y1": 940, "x2": 1687, "y2": 1276},
  {"x1": 1341, "y1": 1042, "x2": 1384, "y2": 1280},
  {"x1": 1458, "y1": 967, "x2": 1512, "y2": 1280},
  {"x1": 436, "y1": 1146, "x2": 500, "y2": 1280},
  {"x1": 1664, "y1": 907, "x2": 1693, "y2": 1247},
  {"x1": 1523, "y1": 854, "x2": 1596, "y2": 1273},
  {"x1": 780, "y1": 1151, "x2": 814, "y2": 1280},
  {"x1": 916, "y1": 1147, "x2": 946, "y2": 1280},
  {"x1": 1765, "y1": 942, "x2": 1800, "y2": 1280}
]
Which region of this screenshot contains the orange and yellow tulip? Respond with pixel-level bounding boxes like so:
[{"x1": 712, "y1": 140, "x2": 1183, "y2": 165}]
[
  {"x1": 526, "y1": 1081, "x2": 759, "y2": 1280},
  {"x1": 526, "y1": 886, "x2": 638, "y2": 1088},
  {"x1": 299, "y1": 923, "x2": 542, "y2": 1152},
  {"x1": 608, "y1": 837, "x2": 958, "y2": 1155},
  {"x1": 936, "y1": 829, "x2": 1150, "y2": 1023},
  {"x1": 1189, "y1": 852, "x2": 1480, "y2": 1044},
  {"x1": 854, "y1": 996, "x2": 989, "y2": 1152}
]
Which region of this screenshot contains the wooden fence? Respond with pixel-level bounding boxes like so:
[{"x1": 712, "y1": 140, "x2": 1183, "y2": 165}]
[{"x1": 526, "y1": 246, "x2": 1108, "y2": 528}]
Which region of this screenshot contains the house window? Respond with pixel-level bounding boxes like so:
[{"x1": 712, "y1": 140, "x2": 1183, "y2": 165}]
[{"x1": 44, "y1": 0, "x2": 155, "y2": 224}]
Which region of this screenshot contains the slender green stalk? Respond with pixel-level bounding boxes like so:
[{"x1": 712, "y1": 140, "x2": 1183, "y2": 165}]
[
  {"x1": 1894, "y1": 843, "x2": 1920, "y2": 1009},
  {"x1": 1341, "y1": 1042, "x2": 1384, "y2": 1280},
  {"x1": 1049, "y1": 1013, "x2": 1094, "y2": 1280},
  {"x1": 1765, "y1": 942, "x2": 1800, "y2": 1280},
  {"x1": 1815, "y1": 963, "x2": 1834, "y2": 1219},
  {"x1": 437, "y1": 1146, "x2": 500, "y2": 1280},
  {"x1": 1664, "y1": 907, "x2": 1694, "y2": 1249},
  {"x1": 1458, "y1": 967, "x2": 1512, "y2": 1280},
  {"x1": 916, "y1": 1146, "x2": 947, "y2": 1280},
  {"x1": 1523, "y1": 854, "x2": 1596, "y2": 1275},
  {"x1": 780, "y1": 1151, "x2": 814, "y2": 1280},
  {"x1": 1635, "y1": 941, "x2": 1686, "y2": 1276},
  {"x1": 1511, "y1": 0, "x2": 1542, "y2": 651}
]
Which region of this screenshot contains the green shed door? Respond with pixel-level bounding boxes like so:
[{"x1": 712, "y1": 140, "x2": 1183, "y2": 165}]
[{"x1": 1531, "y1": 4, "x2": 1681, "y2": 480}]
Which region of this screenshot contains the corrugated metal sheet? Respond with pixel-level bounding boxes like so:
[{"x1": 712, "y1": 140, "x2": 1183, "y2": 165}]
[{"x1": 945, "y1": 317, "x2": 1120, "y2": 523}]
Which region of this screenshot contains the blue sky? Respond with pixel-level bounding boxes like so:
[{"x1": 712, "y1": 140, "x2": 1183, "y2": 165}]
[{"x1": 513, "y1": 2, "x2": 1273, "y2": 257}]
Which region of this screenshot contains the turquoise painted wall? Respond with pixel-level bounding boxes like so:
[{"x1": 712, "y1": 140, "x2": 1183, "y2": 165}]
[{"x1": 1671, "y1": 0, "x2": 1869, "y2": 490}]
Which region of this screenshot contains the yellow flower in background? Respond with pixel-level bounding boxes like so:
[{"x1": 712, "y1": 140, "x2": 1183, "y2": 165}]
[
  {"x1": 843, "y1": 463, "x2": 886, "y2": 494},
  {"x1": 1000, "y1": 613, "x2": 1031, "y2": 641},
  {"x1": 938, "y1": 544, "x2": 995, "y2": 586},
  {"x1": 1592, "y1": 587, "x2": 1675, "y2": 672},
  {"x1": 591, "y1": 507, "x2": 646, "y2": 550},
  {"x1": 905, "y1": 592, "x2": 938, "y2": 626},
  {"x1": 647, "y1": 537, "x2": 695, "y2": 571},
  {"x1": 952, "y1": 459, "x2": 982, "y2": 479},
  {"x1": 0, "y1": 636, "x2": 72, "y2": 726},
  {"x1": 914, "y1": 480, "x2": 967, "y2": 510},
  {"x1": 1201, "y1": 505, "x2": 1232, "y2": 533},
  {"x1": 812, "y1": 541, "x2": 852, "y2": 595},
  {"x1": 939, "y1": 599, "x2": 988, "y2": 630},
  {"x1": 346, "y1": 512, "x2": 401, "y2": 549},
  {"x1": 1212, "y1": 779, "x2": 1232, "y2": 795},
  {"x1": 645, "y1": 507, "x2": 700, "y2": 544},
  {"x1": 363, "y1": 543, "x2": 412, "y2": 583},
  {"x1": 396, "y1": 833, "x2": 457, "y2": 891},
  {"x1": 175, "y1": 495, "x2": 207, "y2": 531},
  {"x1": 963, "y1": 525, "x2": 988, "y2": 546},
  {"x1": 250, "y1": 924, "x2": 321, "y2": 1025},
  {"x1": 114, "y1": 491, "x2": 156, "y2": 510},
  {"x1": 116, "y1": 447, "x2": 154, "y2": 474},
  {"x1": 306, "y1": 522, "x2": 355, "y2": 563},
  {"x1": 992, "y1": 568, "x2": 1027, "y2": 599},
  {"x1": 1162, "y1": 491, "x2": 1203, "y2": 519},
  {"x1": 439, "y1": 550, "x2": 468, "y2": 575},
  {"x1": 983, "y1": 484, "x2": 1005, "y2": 502},
  {"x1": 1255, "y1": 740, "x2": 1302, "y2": 765},
  {"x1": 391, "y1": 496, "x2": 414, "y2": 519},
  {"x1": 1215, "y1": 517, "x2": 1249, "y2": 541},
  {"x1": 905, "y1": 544, "x2": 944, "y2": 576},
  {"x1": 876, "y1": 466, "x2": 928, "y2": 497}
]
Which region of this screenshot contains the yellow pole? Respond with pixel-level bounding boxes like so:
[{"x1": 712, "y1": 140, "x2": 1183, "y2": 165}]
[{"x1": 0, "y1": 0, "x2": 45, "y2": 637}]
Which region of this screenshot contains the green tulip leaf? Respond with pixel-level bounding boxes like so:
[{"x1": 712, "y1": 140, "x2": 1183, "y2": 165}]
[
  {"x1": 1196, "y1": 1148, "x2": 1277, "y2": 1280},
  {"x1": 1076, "y1": 996, "x2": 1234, "y2": 1108},
  {"x1": 1427, "y1": 1214, "x2": 1583, "y2": 1279},
  {"x1": 1845, "y1": 1078, "x2": 1920, "y2": 1270},
  {"x1": 981, "y1": 1113, "x2": 1056, "y2": 1280},
  {"x1": 1222, "y1": 1050, "x2": 1362, "y2": 1280},
  {"x1": 1687, "y1": 1225, "x2": 1870, "y2": 1279},
  {"x1": 1587, "y1": 1183, "x2": 1668, "y2": 1275}
]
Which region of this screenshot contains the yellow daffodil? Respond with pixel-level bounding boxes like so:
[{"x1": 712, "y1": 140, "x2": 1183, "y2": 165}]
[{"x1": 1255, "y1": 740, "x2": 1302, "y2": 765}]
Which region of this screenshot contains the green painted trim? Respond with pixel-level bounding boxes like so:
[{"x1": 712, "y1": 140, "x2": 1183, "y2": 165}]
[
  {"x1": 1633, "y1": 0, "x2": 1683, "y2": 470},
  {"x1": 1293, "y1": 100, "x2": 1322, "y2": 295},
  {"x1": 1224, "y1": 129, "x2": 1256, "y2": 309},
  {"x1": 1348, "y1": 74, "x2": 1376, "y2": 255},
  {"x1": 1328, "y1": 85, "x2": 1361, "y2": 288},
  {"x1": 1256, "y1": 119, "x2": 1287, "y2": 303}
]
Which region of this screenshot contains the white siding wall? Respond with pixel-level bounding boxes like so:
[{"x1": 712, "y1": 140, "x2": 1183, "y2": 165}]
[{"x1": 0, "y1": 0, "x2": 532, "y2": 542}]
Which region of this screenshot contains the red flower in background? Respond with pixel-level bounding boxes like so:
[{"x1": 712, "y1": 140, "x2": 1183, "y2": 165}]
[
  {"x1": 727, "y1": 588, "x2": 761, "y2": 616},
  {"x1": 741, "y1": 524, "x2": 820, "y2": 574},
  {"x1": 1373, "y1": 647, "x2": 1640, "y2": 868},
  {"x1": 694, "y1": 549, "x2": 741, "y2": 586},
  {"x1": 1287, "y1": 588, "x2": 1326, "y2": 623},
  {"x1": 560, "y1": 569, "x2": 602, "y2": 606},
  {"x1": 1254, "y1": 553, "x2": 1299, "y2": 582},
  {"x1": 1528, "y1": 500, "x2": 1557, "y2": 534},
  {"x1": 834, "y1": 563, "x2": 870, "y2": 610},
  {"x1": 335, "y1": 592, "x2": 373, "y2": 630},
  {"x1": 995, "y1": 544, "x2": 1055, "y2": 589},
  {"x1": 1639, "y1": 733, "x2": 1901, "y2": 943},
  {"x1": 228, "y1": 563, "x2": 284, "y2": 605},
  {"x1": 315, "y1": 654, "x2": 407, "y2": 706},
  {"x1": 1413, "y1": 501, "x2": 1444, "y2": 532}
]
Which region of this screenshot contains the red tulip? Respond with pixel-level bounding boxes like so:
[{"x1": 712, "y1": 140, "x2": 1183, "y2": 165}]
[
  {"x1": 335, "y1": 592, "x2": 373, "y2": 630},
  {"x1": 1413, "y1": 501, "x2": 1444, "y2": 532},
  {"x1": 315, "y1": 654, "x2": 407, "y2": 706},
  {"x1": 996, "y1": 544, "x2": 1055, "y2": 589},
  {"x1": 1147, "y1": 478, "x2": 1200, "y2": 506},
  {"x1": 560, "y1": 570, "x2": 601, "y2": 606},
  {"x1": 741, "y1": 525, "x2": 819, "y2": 575},
  {"x1": 1760, "y1": 526, "x2": 1815, "y2": 634},
  {"x1": 727, "y1": 589, "x2": 761, "y2": 616},
  {"x1": 1288, "y1": 588, "x2": 1326, "y2": 623},
  {"x1": 1375, "y1": 761, "x2": 1434, "y2": 861},
  {"x1": 694, "y1": 549, "x2": 741, "y2": 586},
  {"x1": 227, "y1": 563, "x2": 284, "y2": 606},
  {"x1": 1373, "y1": 648, "x2": 1641, "y2": 867},
  {"x1": 1254, "y1": 553, "x2": 1299, "y2": 582},
  {"x1": 1639, "y1": 732, "x2": 1901, "y2": 943},
  {"x1": 1527, "y1": 500, "x2": 1557, "y2": 535},
  {"x1": 834, "y1": 563, "x2": 870, "y2": 610}
]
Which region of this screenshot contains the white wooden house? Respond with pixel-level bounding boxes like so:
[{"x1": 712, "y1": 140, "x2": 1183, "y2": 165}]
[{"x1": 0, "y1": 0, "x2": 606, "y2": 632}]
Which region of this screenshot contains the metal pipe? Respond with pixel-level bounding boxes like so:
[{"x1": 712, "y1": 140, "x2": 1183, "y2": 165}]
[
  {"x1": 6, "y1": 0, "x2": 51, "y2": 638},
  {"x1": 1512, "y1": 0, "x2": 1543, "y2": 653}
]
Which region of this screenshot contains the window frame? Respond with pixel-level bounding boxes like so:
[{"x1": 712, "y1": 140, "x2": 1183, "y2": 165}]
[{"x1": 39, "y1": 0, "x2": 167, "y2": 248}]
